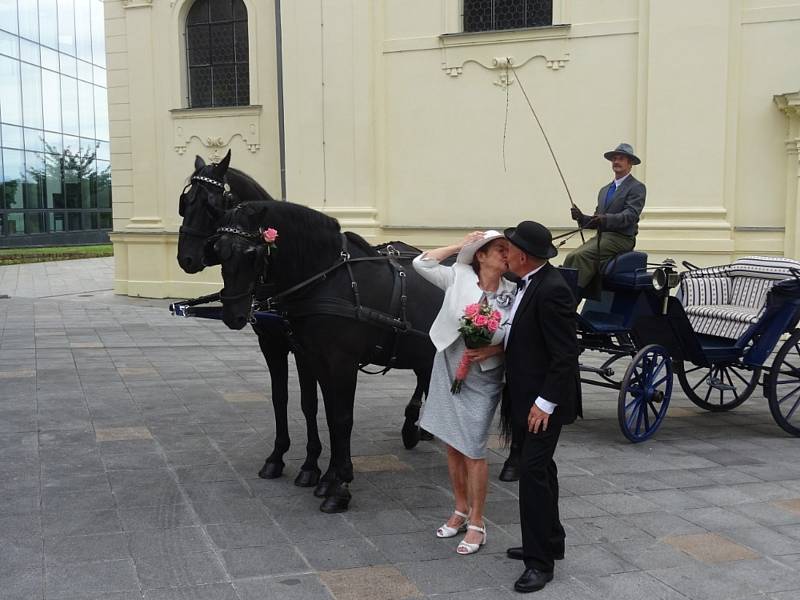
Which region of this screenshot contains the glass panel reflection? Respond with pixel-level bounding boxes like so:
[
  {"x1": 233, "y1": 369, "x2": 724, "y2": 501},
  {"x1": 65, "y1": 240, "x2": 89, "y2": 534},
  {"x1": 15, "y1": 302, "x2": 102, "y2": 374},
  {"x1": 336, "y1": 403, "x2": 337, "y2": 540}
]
[
  {"x1": 0, "y1": 55, "x2": 23, "y2": 126},
  {"x1": 39, "y1": 0, "x2": 59, "y2": 49},
  {"x1": 0, "y1": 0, "x2": 19, "y2": 35},
  {"x1": 0, "y1": 29, "x2": 19, "y2": 58},
  {"x1": 1, "y1": 0, "x2": 111, "y2": 242},
  {"x1": 18, "y1": 0, "x2": 39, "y2": 42},
  {"x1": 57, "y1": 0, "x2": 76, "y2": 56},
  {"x1": 2, "y1": 124, "x2": 24, "y2": 150}
]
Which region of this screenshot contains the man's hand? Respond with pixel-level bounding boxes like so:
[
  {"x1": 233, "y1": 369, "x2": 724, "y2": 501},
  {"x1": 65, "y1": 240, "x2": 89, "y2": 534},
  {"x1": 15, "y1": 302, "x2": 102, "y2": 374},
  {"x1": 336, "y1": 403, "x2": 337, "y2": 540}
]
[
  {"x1": 527, "y1": 404, "x2": 550, "y2": 434},
  {"x1": 588, "y1": 214, "x2": 606, "y2": 229},
  {"x1": 570, "y1": 206, "x2": 584, "y2": 222}
]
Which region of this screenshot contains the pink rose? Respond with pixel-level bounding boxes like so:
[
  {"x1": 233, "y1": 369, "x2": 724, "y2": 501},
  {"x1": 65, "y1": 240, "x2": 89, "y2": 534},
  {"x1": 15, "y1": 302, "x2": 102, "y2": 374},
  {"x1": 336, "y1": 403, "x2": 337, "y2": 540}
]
[
  {"x1": 487, "y1": 319, "x2": 499, "y2": 333},
  {"x1": 262, "y1": 228, "x2": 278, "y2": 244},
  {"x1": 473, "y1": 314, "x2": 489, "y2": 327},
  {"x1": 464, "y1": 303, "x2": 481, "y2": 318},
  {"x1": 491, "y1": 310, "x2": 501, "y2": 321}
]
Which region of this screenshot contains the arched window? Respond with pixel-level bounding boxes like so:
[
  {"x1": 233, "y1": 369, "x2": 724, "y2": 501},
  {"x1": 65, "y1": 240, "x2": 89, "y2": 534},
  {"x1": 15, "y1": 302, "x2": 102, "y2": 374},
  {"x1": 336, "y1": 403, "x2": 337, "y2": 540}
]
[
  {"x1": 463, "y1": 0, "x2": 552, "y2": 33},
  {"x1": 185, "y1": 0, "x2": 249, "y2": 108}
]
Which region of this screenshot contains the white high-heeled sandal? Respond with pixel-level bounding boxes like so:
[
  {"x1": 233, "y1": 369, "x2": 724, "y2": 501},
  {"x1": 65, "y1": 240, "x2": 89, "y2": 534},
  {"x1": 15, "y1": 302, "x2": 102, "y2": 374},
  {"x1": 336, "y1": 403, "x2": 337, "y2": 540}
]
[
  {"x1": 436, "y1": 510, "x2": 469, "y2": 538},
  {"x1": 456, "y1": 523, "x2": 486, "y2": 555}
]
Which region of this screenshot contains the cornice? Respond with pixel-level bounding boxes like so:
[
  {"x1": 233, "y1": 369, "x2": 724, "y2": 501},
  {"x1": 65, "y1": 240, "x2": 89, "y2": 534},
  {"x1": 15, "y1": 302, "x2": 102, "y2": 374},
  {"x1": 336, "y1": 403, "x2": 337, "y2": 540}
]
[
  {"x1": 774, "y1": 91, "x2": 800, "y2": 118},
  {"x1": 122, "y1": 0, "x2": 153, "y2": 8}
]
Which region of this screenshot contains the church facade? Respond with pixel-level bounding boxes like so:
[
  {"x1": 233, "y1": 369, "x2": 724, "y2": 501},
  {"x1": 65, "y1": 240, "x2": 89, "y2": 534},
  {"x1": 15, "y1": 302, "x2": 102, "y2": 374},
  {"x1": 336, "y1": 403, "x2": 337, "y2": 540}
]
[{"x1": 104, "y1": 0, "x2": 800, "y2": 297}]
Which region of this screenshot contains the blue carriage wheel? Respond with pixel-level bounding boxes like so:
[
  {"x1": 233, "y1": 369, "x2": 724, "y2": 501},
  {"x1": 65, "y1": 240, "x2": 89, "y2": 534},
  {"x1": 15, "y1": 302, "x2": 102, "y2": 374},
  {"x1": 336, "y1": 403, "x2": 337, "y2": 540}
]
[
  {"x1": 767, "y1": 328, "x2": 800, "y2": 437},
  {"x1": 617, "y1": 344, "x2": 673, "y2": 443}
]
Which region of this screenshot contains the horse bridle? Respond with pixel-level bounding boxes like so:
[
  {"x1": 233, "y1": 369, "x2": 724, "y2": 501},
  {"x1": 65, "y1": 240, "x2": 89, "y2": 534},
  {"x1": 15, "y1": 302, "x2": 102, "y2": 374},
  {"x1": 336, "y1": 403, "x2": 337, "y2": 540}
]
[
  {"x1": 178, "y1": 173, "x2": 235, "y2": 239},
  {"x1": 214, "y1": 225, "x2": 272, "y2": 311}
]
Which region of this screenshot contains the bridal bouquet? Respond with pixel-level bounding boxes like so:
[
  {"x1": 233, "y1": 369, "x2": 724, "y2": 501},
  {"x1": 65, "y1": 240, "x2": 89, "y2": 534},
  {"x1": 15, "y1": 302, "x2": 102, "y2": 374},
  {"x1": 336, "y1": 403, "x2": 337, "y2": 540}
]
[{"x1": 451, "y1": 301, "x2": 502, "y2": 394}]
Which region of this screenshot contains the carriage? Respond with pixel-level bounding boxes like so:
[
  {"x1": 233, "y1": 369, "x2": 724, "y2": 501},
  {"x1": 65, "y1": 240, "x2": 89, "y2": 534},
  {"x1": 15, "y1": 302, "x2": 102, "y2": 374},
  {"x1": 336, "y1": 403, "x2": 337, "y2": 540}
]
[{"x1": 570, "y1": 251, "x2": 800, "y2": 442}]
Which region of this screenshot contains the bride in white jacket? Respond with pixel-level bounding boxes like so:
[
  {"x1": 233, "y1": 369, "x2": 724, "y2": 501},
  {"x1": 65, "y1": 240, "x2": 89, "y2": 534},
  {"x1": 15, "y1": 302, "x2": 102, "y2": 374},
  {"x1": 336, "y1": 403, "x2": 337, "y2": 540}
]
[{"x1": 412, "y1": 230, "x2": 516, "y2": 555}]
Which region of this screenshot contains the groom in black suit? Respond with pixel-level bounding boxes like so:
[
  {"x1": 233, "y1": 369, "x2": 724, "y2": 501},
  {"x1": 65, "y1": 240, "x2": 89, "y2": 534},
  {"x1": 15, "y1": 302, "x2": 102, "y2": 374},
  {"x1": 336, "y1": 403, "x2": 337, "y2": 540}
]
[{"x1": 502, "y1": 221, "x2": 581, "y2": 593}]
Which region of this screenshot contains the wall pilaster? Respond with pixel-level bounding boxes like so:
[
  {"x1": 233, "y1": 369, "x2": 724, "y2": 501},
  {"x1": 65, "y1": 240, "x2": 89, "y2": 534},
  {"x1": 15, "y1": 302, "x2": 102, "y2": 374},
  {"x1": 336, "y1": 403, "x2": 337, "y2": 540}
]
[{"x1": 774, "y1": 91, "x2": 800, "y2": 258}]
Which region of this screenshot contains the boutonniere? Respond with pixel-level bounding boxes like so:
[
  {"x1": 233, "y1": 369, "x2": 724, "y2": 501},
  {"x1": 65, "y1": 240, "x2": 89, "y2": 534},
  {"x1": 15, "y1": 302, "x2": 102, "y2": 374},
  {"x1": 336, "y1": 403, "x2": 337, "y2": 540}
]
[
  {"x1": 260, "y1": 227, "x2": 279, "y2": 255},
  {"x1": 495, "y1": 291, "x2": 515, "y2": 308}
]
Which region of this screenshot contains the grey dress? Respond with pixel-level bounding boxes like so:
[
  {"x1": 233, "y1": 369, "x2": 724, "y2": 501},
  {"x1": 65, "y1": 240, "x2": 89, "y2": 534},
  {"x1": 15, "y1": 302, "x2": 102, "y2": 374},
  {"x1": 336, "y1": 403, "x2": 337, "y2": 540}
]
[{"x1": 419, "y1": 290, "x2": 511, "y2": 459}]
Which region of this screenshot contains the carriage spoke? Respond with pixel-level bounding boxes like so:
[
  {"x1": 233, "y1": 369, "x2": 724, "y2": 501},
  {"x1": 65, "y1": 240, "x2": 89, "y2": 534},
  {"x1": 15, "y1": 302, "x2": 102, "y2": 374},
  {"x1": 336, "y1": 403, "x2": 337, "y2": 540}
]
[
  {"x1": 775, "y1": 378, "x2": 800, "y2": 385},
  {"x1": 703, "y1": 382, "x2": 713, "y2": 405},
  {"x1": 777, "y1": 384, "x2": 800, "y2": 405},
  {"x1": 642, "y1": 402, "x2": 651, "y2": 431},
  {"x1": 683, "y1": 364, "x2": 705, "y2": 376},
  {"x1": 786, "y1": 397, "x2": 800, "y2": 421},
  {"x1": 647, "y1": 400, "x2": 660, "y2": 419},
  {"x1": 723, "y1": 370, "x2": 741, "y2": 401},
  {"x1": 691, "y1": 371, "x2": 712, "y2": 392},
  {"x1": 729, "y1": 368, "x2": 750, "y2": 386},
  {"x1": 652, "y1": 375, "x2": 669, "y2": 388}
]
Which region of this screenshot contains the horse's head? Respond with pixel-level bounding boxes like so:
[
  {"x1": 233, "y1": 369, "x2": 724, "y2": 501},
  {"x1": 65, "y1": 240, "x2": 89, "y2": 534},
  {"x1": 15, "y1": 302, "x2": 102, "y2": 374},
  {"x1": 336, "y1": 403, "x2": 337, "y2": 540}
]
[
  {"x1": 177, "y1": 150, "x2": 233, "y2": 273},
  {"x1": 213, "y1": 212, "x2": 276, "y2": 330}
]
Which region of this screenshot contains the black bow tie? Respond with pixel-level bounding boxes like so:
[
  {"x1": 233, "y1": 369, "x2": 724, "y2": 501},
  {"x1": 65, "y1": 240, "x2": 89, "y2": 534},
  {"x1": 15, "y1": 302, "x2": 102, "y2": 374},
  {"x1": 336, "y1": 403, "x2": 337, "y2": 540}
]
[{"x1": 503, "y1": 272, "x2": 526, "y2": 293}]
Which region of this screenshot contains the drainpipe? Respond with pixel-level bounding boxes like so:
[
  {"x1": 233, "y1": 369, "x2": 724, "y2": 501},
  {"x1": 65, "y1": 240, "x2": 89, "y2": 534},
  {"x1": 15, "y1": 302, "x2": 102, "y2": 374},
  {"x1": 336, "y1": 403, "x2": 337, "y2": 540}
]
[{"x1": 274, "y1": 0, "x2": 287, "y2": 200}]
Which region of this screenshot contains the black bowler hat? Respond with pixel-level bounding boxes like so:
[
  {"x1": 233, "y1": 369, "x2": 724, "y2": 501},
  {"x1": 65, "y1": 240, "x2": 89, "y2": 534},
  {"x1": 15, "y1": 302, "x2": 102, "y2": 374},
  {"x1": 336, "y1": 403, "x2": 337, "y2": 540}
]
[{"x1": 504, "y1": 221, "x2": 558, "y2": 260}]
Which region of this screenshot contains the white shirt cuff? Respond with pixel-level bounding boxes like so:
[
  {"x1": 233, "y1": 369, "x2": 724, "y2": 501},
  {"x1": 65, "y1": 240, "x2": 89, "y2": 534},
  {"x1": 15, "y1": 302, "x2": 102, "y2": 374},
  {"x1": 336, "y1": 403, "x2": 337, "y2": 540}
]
[{"x1": 535, "y1": 397, "x2": 557, "y2": 415}]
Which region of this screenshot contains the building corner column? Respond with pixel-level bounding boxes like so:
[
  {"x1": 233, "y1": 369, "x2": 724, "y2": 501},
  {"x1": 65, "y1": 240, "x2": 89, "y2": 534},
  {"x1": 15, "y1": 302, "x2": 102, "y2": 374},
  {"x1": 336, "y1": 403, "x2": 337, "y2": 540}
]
[{"x1": 774, "y1": 91, "x2": 800, "y2": 258}]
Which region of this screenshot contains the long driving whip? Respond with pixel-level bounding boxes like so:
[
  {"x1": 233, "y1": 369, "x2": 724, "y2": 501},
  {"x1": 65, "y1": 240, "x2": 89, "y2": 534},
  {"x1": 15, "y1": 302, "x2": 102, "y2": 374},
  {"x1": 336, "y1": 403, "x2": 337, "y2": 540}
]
[{"x1": 507, "y1": 58, "x2": 584, "y2": 243}]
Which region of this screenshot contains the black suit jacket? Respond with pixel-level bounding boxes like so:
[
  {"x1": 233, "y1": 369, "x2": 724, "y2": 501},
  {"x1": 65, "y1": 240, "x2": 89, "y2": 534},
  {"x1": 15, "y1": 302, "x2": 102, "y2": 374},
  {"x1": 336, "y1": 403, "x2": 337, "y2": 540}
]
[
  {"x1": 505, "y1": 263, "x2": 582, "y2": 429},
  {"x1": 578, "y1": 174, "x2": 646, "y2": 237}
]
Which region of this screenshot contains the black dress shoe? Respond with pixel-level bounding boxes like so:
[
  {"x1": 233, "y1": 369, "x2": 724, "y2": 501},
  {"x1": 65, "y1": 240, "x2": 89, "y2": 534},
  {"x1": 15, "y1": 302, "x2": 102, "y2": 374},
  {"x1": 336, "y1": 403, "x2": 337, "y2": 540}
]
[
  {"x1": 506, "y1": 547, "x2": 564, "y2": 561},
  {"x1": 514, "y1": 568, "x2": 553, "y2": 593}
]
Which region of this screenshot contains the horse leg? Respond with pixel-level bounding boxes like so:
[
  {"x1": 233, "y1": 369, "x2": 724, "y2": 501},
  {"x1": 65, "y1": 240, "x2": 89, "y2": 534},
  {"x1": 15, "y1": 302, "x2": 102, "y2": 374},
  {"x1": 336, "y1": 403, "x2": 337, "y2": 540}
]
[
  {"x1": 498, "y1": 426, "x2": 523, "y2": 482},
  {"x1": 313, "y1": 387, "x2": 338, "y2": 498},
  {"x1": 255, "y1": 329, "x2": 290, "y2": 479},
  {"x1": 401, "y1": 366, "x2": 430, "y2": 449},
  {"x1": 293, "y1": 351, "x2": 323, "y2": 487},
  {"x1": 318, "y1": 367, "x2": 358, "y2": 514}
]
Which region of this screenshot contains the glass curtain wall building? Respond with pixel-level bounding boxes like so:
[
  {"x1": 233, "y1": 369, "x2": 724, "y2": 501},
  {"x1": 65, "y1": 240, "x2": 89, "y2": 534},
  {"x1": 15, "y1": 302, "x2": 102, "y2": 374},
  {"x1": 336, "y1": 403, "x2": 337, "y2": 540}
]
[{"x1": 0, "y1": 0, "x2": 111, "y2": 247}]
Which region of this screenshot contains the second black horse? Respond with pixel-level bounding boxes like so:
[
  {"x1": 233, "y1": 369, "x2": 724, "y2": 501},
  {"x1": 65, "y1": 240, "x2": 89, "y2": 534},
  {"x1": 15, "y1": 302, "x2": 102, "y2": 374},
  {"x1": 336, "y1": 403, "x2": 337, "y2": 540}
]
[{"x1": 209, "y1": 199, "x2": 443, "y2": 512}]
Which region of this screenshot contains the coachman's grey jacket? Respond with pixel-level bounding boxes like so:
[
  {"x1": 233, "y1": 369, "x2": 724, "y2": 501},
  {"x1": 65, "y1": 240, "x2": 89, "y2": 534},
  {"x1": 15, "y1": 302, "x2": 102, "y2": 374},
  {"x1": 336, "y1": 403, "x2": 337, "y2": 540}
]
[{"x1": 577, "y1": 175, "x2": 646, "y2": 237}]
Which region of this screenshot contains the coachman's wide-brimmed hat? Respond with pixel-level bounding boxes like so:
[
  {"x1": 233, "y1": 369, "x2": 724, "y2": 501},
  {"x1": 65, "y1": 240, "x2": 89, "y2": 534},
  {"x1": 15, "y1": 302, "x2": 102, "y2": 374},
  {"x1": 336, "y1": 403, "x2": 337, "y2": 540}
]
[
  {"x1": 504, "y1": 221, "x2": 558, "y2": 260},
  {"x1": 603, "y1": 142, "x2": 641, "y2": 165},
  {"x1": 456, "y1": 230, "x2": 506, "y2": 264}
]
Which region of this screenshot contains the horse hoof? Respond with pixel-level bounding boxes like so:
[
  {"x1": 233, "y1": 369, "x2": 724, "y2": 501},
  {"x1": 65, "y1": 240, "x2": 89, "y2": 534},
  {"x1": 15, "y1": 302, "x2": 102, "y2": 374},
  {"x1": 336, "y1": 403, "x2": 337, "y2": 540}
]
[
  {"x1": 401, "y1": 421, "x2": 420, "y2": 450},
  {"x1": 294, "y1": 469, "x2": 321, "y2": 488},
  {"x1": 313, "y1": 480, "x2": 333, "y2": 498},
  {"x1": 499, "y1": 463, "x2": 520, "y2": 482},
  {"x1": 319, "y1": 495, "x2": 350, "y2": 513},
  {"x1": 419, "y1": 428, "x2": 434, "y2": 441},
  {"x1": 258, "y1": 461, "x2": 284, "y2": 480}
]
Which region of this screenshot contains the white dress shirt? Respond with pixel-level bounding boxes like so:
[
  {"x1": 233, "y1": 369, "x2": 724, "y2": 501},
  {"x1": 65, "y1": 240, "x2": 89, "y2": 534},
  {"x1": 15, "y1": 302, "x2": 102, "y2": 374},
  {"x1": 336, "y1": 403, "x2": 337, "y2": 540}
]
[{"x1": 505, "y1": 264, "x2": 557, "y2": 415}]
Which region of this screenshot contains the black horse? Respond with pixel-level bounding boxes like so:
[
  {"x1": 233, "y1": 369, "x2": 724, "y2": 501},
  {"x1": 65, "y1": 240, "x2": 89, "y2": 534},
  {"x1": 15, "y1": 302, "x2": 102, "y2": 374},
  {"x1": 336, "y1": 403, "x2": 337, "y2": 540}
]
[
  {"x1": 209, "y1": 200, "x2": 444, "y2": 512},
  {"x1": 176, "y1": 152, "x2": 426, "y2": 490},
  {"x1": 177, "y1": 152, "x2": 328, "y2": 486}
]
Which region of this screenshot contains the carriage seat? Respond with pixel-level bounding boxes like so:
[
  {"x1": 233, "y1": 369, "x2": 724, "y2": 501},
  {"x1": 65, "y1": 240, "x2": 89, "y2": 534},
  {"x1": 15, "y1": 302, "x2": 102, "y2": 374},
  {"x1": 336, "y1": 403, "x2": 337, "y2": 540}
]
[
  {"x1": 602, "y1": 251, "x2": 651, "y2": 290},
  {"x1": 678, "y1": 256, "x2": 800, "y2": 339}
]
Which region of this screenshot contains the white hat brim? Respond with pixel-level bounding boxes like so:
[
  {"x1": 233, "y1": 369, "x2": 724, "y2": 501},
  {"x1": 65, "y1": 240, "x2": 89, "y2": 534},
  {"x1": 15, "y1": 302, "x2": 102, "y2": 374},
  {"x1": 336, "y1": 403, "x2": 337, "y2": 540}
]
[{"x1": 456, "y1": 230, "x2": 506, "y2": 265}]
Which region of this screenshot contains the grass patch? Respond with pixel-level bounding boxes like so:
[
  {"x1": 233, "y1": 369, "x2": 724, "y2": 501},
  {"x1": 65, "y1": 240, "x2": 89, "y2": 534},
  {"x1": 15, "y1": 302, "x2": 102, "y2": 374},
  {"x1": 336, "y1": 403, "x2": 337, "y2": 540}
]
[{"x1": 0, "y1": 244, "x2": 113, "y2": 265}]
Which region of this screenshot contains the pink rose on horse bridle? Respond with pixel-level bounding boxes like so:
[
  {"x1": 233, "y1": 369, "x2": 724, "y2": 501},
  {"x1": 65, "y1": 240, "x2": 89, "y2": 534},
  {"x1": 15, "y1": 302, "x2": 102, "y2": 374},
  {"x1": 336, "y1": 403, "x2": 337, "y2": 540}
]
[{"x1": 260, "y1": 227, "x2": 279, "y2": 254}]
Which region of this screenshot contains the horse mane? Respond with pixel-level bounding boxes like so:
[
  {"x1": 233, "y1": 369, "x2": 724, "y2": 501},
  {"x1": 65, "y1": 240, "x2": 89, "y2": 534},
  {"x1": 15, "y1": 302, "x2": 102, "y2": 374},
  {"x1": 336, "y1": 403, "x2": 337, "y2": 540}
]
[
  {"x1": 226, "y1": 167, "x2": 276, "y2": 203},
  {"x1": 225, "y1": 201, "x2": 343, "y2": 286},
  {"x1": 344, "y1": 231, "x2": 378, "y2": 256}
]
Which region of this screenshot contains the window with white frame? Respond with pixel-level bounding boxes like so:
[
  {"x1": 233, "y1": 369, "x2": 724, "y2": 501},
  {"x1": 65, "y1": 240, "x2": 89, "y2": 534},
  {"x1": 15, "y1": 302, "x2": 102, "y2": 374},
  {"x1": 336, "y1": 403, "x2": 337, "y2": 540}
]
[
  {"x1": 463, "y1": 0, "x2": 553, "y2": 32},
  {"x1": 185, "y1": 0, "x2": 249, "y2": 108}
]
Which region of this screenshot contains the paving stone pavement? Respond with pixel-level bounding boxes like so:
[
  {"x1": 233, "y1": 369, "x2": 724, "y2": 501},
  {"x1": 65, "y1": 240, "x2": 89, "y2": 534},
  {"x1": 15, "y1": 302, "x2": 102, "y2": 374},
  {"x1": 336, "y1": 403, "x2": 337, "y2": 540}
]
[{"x1": 1, "y1": 259, "x2": 800, "y2": 599}]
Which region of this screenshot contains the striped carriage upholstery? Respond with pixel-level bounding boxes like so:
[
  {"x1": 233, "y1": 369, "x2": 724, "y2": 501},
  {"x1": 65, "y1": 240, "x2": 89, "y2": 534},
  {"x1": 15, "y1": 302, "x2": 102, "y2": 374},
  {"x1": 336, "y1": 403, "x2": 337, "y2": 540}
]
[{"x1": 678, "y1": 256, "x2": 800, "y2": 339}]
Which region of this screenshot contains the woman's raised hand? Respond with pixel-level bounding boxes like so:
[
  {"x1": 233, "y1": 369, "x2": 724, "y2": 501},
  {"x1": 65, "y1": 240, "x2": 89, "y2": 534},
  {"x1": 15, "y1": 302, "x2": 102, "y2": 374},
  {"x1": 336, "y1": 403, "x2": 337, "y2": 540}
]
[{"x1": 461, "y1": 231, "x2": 485, "y2": 247}]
